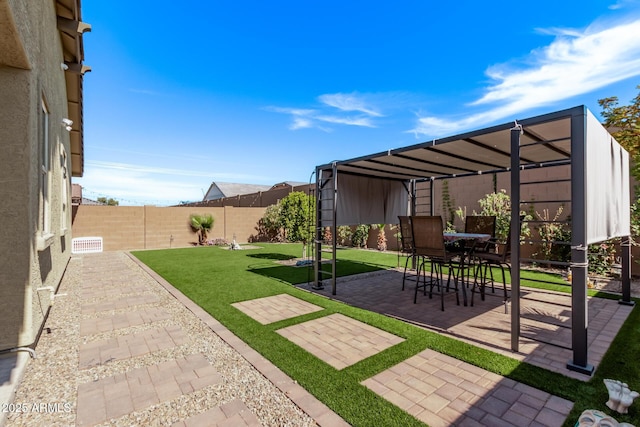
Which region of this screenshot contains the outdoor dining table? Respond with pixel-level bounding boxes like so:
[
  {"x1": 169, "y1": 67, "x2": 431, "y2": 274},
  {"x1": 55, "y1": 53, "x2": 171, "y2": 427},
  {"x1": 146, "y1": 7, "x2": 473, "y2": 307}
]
[{"x1": 442, "y1": 232, "x2": 492, "y2": 305}]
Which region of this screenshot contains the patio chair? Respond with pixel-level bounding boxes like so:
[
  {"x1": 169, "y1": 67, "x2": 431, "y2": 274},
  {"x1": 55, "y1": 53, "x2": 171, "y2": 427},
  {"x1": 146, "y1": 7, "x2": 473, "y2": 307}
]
[
  {"x1": 398, "y1": 216, "x2": 415, "y2": 291},
  {"x1": 465, "y1": 216, "x2": 496, "y2": 243},
  {"x1": 411, "y1": 215, "x2": 462, "y2": 311},
  {"x1": 471, "y1": 219, "x2": 516, "y2": 306},
  {"x1": 459, "y1": 215, "x2": 496, "y2": 283}
]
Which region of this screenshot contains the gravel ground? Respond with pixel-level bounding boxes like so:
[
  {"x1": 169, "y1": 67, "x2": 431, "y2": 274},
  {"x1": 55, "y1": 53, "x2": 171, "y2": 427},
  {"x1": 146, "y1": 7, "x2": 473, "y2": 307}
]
[{"x1": 6, "y1": 253, "x2": 318, "y2": 427}]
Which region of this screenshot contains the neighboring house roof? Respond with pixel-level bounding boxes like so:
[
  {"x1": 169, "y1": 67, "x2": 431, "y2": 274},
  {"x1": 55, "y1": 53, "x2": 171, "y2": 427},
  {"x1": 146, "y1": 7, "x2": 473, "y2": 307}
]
[
  {"x1": 270, "y1": 181, "x2": 307, "y2": 190},
  {"x1": 203, "y1": 182, "x2": 272, "y2": 201},
  {"x1": 81, "y1": 197, "x2": 106, "y2": 205}
]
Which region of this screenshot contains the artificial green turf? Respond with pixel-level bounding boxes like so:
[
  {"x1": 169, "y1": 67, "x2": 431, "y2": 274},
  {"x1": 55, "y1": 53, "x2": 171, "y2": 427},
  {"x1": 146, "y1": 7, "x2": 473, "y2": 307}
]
[{"x1": 132, "y1": 244, "x2": 640, "y2": 427}]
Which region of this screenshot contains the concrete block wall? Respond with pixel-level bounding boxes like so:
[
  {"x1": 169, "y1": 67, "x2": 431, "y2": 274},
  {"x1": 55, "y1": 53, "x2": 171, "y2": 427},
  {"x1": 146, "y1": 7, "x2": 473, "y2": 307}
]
[{"x1": 72, "y1": 205, "x2": 266, "y2": 251}]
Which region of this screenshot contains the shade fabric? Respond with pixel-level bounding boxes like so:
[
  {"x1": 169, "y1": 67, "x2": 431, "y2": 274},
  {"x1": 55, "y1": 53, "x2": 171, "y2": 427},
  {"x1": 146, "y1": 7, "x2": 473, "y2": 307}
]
[
  {"x1": 329, "y1": 173, "x2": 409, "y2": 226},
  {"x1": 585, "y1": 110, "x2": 631, "y2": 244}
]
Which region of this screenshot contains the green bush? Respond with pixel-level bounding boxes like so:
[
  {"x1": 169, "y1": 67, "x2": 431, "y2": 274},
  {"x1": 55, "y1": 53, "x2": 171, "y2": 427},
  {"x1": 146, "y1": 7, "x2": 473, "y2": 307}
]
[
  {"x1": 279, "y1": 192, "x2": 315, "y2": 244},
  {"x1": 337, "y1": 225, "x2": 352, "y2": 246},
  {"x1": 534, "y1": 207, "x2": 571, "y2": 263},
  {"x1": 476, "y1": 190, "x2": 531, "y2": 242},
  {"x1": 351, "y1": 224, "x2": 370, "y2": 248}
]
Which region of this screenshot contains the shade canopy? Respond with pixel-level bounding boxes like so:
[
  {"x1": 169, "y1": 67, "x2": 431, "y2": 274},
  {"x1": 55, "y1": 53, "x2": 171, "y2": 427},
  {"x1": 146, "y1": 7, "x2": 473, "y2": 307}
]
[
  {"x1": 317, "y1": 105, "x2": 630, "y2": 243},
  {"x1": 315, "y1": 105, "x2": 633, "y2": 376}
]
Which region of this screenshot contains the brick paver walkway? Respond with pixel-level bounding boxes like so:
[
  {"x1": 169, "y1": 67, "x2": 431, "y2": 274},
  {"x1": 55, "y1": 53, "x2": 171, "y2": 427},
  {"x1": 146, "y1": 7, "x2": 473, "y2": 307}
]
[
  {"x1": 276, "y1": 313, "x2": 406, "y2": 370},
  {"x1": 79, "y1": 325, "x2": 188, "y2": 369},
  {"x1": 362, "y1": 349, "x2": 573, "y2": 427},
  {"x1": 23, "y1": 251, "x2": 347, "y2": 427},
  {"x1": 171, "y1": 399, "x2": 261, "y2": 427},
  {"x1": 80, "y1": 306, "x2": 171, "y2": 335},
  {"x1": 76, "y1": 354, "x2": 222, "y2": 426}
]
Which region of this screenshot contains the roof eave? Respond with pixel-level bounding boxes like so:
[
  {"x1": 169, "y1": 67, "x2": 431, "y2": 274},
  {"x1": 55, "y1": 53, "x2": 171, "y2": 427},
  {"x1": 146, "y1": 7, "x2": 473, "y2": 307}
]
[{"x1": 56, "y1": 0, "x2": 91, "y2": 177}]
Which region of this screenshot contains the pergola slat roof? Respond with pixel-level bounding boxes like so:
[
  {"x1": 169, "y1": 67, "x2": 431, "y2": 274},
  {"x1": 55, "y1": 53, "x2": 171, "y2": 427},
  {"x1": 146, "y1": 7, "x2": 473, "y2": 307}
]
[{"x1": 326, "y1": 109, "x2": 572, "y2": 181}]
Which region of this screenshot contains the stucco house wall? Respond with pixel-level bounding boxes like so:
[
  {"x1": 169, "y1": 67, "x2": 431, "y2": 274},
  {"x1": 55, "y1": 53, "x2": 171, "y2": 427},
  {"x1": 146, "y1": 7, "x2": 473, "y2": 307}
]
[{"x1": 0, "y1": 1, "x2": 83, "y2": 350}]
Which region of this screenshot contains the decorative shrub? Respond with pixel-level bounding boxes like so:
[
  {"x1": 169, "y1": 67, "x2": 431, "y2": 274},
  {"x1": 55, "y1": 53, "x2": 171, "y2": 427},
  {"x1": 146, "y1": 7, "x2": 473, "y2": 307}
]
[
  {"x1": 534, "y1": 206, "x2": 571, "y2": 263},
  {"x1": 337, "y1": 225, "x2": 352, "y2": 246},
  {"x1": 588, "y1": 241, "x2": 617, "y2": 276},
  {"x1": 476, "y1": 190, "x2": 531, "y2": 242},
  {"x1": 323, "y1": 226, "x2": 332, "y2": 244},
  {"x1": 351, "y1": 224, "x2": 370, "y2": 248}
]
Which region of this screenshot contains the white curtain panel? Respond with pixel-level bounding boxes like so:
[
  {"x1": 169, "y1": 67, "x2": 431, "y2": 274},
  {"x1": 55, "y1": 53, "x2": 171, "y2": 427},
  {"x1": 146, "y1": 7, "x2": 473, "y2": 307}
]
[
  {"x1": 327, "y1": 173, "x2": 409, "y2": 226},
  {"x1": 585, "y1": 110, "x2": 631, "y2": 244}
]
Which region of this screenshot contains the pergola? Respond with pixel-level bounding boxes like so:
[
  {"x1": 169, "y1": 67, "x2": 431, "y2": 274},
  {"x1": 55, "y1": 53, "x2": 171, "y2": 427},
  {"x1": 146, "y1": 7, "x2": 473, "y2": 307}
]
[{"x1": 314, "y1": 105, "x2": 633, "y2": 375}]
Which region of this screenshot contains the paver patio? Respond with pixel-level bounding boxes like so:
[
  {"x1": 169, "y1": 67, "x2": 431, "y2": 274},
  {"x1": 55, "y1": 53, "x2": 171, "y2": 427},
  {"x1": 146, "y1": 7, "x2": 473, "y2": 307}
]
[{"x1": 298, "y1": 269, "x2": 633, "y2": 381}]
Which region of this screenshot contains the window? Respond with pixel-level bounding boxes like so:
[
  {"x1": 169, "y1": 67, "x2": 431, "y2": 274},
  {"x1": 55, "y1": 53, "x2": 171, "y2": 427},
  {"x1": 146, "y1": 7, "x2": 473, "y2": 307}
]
[
  {"x1": 60, "y1": 144, "x2": 69, "y2": 234},
  {"x1": 37, "y1": 98, "x2": 54, "y2": 250}
]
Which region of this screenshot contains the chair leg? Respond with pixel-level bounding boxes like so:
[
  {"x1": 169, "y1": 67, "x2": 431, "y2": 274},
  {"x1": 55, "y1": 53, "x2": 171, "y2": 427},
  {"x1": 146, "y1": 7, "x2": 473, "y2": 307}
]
[
  {"x1": 450, "y1": 264, "x2": 460, "y2": 307},
  {"x1": 413, "y1": 257, "x2": 423, "y2": 304},
  {"x1": 501, "y1": 264, "x2": 510, "y2": 301},
  {"x1": 471, "y1": 262, "x2": 480, "y2": 306},
  {"x1": 480, "y1": 263, "x2": 488, "y2": 301},
  {"x1": 402, "y1": 255, "x2": 411, "y2": 290}
]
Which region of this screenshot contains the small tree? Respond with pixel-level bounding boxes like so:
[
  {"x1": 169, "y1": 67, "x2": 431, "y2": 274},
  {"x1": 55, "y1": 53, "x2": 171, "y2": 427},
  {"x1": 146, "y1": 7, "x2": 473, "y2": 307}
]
[
  {"x1": 476, "y1": 190, "x2": 531, "y2": 242},
  {"x1": 279, "y1": 191, "x2": 316, "y2": 256},
  {"x1": 97, "y1": 197, "x2": 119, "y2": 206},
  {"x1": 599, "y1": 86, "x2": 640, "y2": 184},
  {"x1": 189, "y1": 213, "x2": 214, "y2": 245},
  {"x1": 258, "y1": 203, "x2": 284, "y2": 242},
  {"x1": 599, "y1": 87, "x2": 640, "y2": 242}
]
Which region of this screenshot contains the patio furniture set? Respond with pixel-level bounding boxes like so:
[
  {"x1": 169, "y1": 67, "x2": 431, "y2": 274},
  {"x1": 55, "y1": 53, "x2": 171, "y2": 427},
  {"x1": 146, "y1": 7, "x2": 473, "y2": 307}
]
[{"x1": 398, "y1": 215, "x2": 511, "y2": 311}]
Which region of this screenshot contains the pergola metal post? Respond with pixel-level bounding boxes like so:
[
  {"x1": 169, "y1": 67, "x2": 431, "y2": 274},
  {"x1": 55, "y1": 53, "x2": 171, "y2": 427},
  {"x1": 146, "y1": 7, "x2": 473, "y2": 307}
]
[
  {"x1": 620, "y1": 235, "x2": 634, "y2": 306},
  {"x1": 331, "y1": 163, "x2": 338, "y2": 295},
  {"x1": 313, "y1": 166, "x2": 325, "y2": 291},
  {"x1": 510, "y1": 125, "x2": 521, "y2": 352},
  {"x1": 410, "y1": 179, "x2": 417, "y2": 216},
  {"x1": 429, "y1": 178, "x2": 434, "y2": 215},
  {"x1": 567, "y1": 109, "x2": 594, "y2": 375}
]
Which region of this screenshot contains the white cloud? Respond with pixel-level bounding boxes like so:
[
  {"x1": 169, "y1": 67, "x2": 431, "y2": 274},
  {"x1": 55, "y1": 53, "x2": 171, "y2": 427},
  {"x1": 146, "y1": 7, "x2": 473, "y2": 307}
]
[
  {"x1": 412, "y1": 18, "x2": 640, "y2": 137},
  {"x1": 290, "y1": 117, "x2": 314, "y2": 130},
  {"x1": 266, "y1": 92, "x2": 386, "y2": 131},
  {"x1": 318, "y1": 93, "x2": 383, "y2": 117},
  {"x1": 315, "y1": 115, "x2": 376, "y2": 127},
  {"x1": 609, "y1": 0, "x2": 640, "y2": 10}
]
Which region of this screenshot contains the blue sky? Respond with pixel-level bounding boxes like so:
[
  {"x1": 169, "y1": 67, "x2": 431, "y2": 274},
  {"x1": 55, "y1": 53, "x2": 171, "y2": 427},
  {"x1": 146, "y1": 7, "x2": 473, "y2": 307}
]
[{"x1": 74, "y1": 0, "x2": 640, "y2": 206}]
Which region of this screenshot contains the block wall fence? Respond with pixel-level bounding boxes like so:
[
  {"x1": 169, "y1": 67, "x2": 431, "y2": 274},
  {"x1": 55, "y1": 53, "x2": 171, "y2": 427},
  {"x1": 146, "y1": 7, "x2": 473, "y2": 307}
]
[{"x1": 71, "y1": 205, "x2": 267, "y2": 251}]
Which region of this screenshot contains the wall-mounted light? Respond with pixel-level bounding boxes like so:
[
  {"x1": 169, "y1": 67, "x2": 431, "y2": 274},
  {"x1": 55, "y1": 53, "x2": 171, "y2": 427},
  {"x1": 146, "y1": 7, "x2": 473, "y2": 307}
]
[
  {"x1": 61, "y1": 63, "x2": 69, "y2": 71},
  {"x1": 62, "y1": 118, "x2": 73, "y2": 131}
]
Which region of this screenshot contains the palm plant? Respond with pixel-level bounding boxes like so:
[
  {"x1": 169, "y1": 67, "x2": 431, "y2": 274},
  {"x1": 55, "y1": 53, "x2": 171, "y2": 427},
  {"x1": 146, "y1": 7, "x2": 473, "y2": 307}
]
[
  {"x1": 372, "y1": 224, "x2": 387, "y2": 251},
  {"x1": 189, "y1": 214, "x2": 214, "y2": 245}
]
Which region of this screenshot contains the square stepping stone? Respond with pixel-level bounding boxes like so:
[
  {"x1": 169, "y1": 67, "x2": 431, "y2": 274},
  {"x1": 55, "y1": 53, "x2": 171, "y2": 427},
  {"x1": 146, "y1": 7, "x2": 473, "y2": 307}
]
[
  {"x1": 361, "y1": 349, "x2": 573, "y2": 427},
  {"x1": 277, "y1": 313, "x2": 404, "y2": 370},
  {"x1": 232, "y1": 294, "x2": 323, "y2": 324}
]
